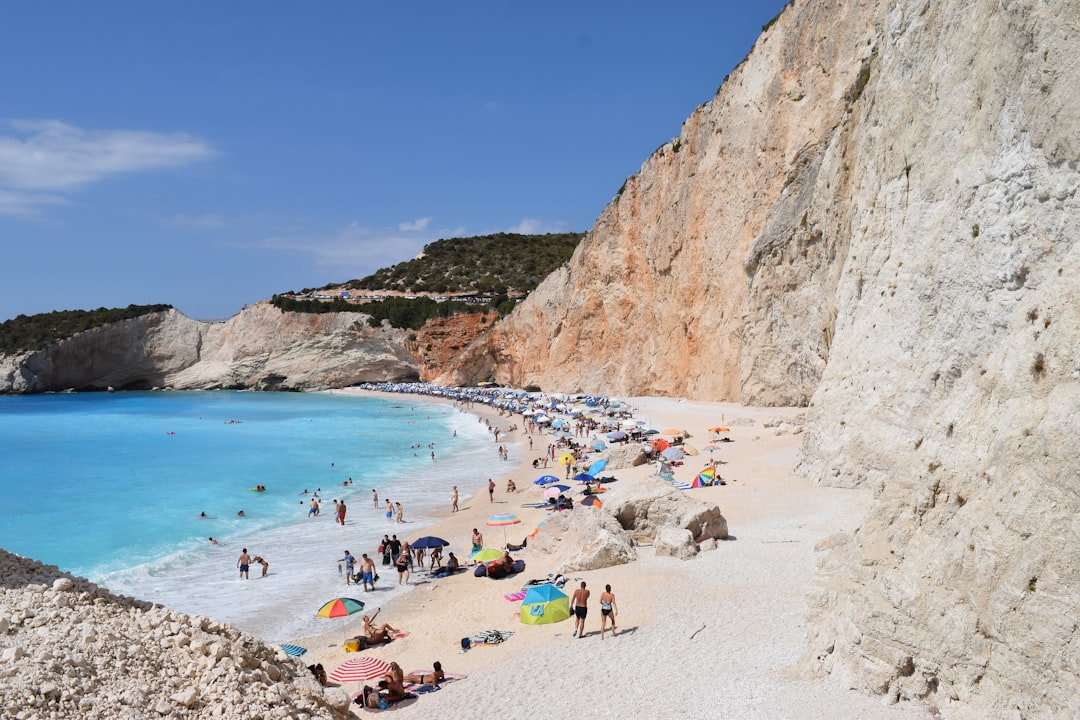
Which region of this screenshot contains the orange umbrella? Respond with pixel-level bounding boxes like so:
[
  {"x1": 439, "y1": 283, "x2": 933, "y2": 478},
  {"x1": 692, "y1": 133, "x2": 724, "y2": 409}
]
[
  {"x1": 708, "y1": 426, "x2": 730, "y2": 433},
  {"x1": 661, "y1": 428, "x2": 683, "y2": 436},
  {"x1": 650, "y1": 438, "x2": 670, "y2": 452}
]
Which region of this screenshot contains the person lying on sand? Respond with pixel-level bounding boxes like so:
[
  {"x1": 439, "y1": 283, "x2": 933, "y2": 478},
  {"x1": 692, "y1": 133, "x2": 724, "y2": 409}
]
[
  {"x1": 403, "y1": 661, "x2": 445, "y2": 686},
  {"x1": 382, "y1": 663, "x2": 406, "y2": 701}
]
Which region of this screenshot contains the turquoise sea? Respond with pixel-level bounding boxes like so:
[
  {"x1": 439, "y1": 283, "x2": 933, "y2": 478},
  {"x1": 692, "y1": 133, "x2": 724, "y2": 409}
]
[{"x1": 0, "y1": 390, "x2": 509, "y2": 642}]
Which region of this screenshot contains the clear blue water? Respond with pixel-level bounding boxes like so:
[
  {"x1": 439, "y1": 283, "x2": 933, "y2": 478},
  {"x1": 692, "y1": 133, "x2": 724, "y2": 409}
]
[{"x1": 0, "y1": 390, "x2": 509, "y2": 641}]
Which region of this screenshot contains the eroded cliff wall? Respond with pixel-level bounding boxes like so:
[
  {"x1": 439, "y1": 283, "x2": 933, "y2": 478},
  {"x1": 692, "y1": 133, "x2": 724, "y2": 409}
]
[
  {"x1": 0, "y1": 304, "x2": 419, "y2": 392},
  {"x1": 443, "y1": 0, "x2": 1080, "y2": 715}
]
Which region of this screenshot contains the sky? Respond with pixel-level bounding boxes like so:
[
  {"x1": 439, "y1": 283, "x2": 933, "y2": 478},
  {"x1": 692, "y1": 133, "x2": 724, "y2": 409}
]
[{"x1": 1, "y1": 1, "x2": 789, "y2": 321}]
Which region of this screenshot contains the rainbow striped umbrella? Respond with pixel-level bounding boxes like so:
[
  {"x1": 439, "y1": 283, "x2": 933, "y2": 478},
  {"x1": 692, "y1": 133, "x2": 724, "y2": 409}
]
[
  {"x1": 315, "y1": 597, "x2": 365, "y2": 619},
  {"x1": 486, "y1": 513, "x2": 522, "y2": 547}
]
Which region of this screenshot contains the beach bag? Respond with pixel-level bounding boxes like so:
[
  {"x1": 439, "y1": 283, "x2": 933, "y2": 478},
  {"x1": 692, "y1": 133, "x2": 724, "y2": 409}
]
[
  {"x1": 473, "y1": 564, "x2": 487, "y2": 577},
  {"x1": 460, "y1": 637, "x2": 471, "y2": 651}
]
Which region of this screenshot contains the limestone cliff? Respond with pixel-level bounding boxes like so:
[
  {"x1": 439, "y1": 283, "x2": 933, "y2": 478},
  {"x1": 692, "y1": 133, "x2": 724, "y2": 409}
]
[
  {"x1": 440, "y1": 0, "x2": 1080, "y2": 715},
  {"x1": 0, "y1": 303, "x2": 419, "y2": 392}
]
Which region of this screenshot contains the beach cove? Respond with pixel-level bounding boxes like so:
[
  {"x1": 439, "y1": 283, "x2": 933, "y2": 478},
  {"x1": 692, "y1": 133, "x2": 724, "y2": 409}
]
[{"x1": 287, "y1": 387, "x2": 932, "y2": 719}]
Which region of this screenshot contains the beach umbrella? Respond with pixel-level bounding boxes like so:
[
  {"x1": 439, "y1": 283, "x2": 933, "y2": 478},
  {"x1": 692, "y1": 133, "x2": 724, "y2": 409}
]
[
  {"x1": 557, "y1": 453, "x2": 575, "y2": 467},
  {"x1": 486, "y1": 513, "x2": 522, "y2": 547},
  {"x1": 552, "y1": 430, "x2": 573, "y2": 439},
  {"x1": 661, "y1": 447, "x2": 684, "y2": 462},
  {"x1": 591, "y1": 440, "x2": 607, "y2": 450},
  {"x1": 542, "y1": 486, "x2": 563, "y2": 499},
  {"x1": 470, "y1": 547, "x2": 505, "y2": 562},
  {"x1": 520, "y1": 584, "x2": 571, "y2": 625},
  {"x1": 573, "y1": 472, "x2": 595, "y2": 483},
  {"x1": 650, "y1": 438, "x2": 670, "y2": 452},
  {"x1": 709, "y1": 426, "x2": 730, "y2": 433},
  {"x1": 328, "y1": 656, "x2": 392, "y2": 684},
  {"x1": 580, "y1": 495, "x2": 603, "y2": 508},
  {"x1": 606, "y1": 431, "x2": 627, "y2": 441},
  {"x1": 534, "y1": 474, "x2": 560, "y2": 485},
  {"x1": 696, "y1": 467, "x2": 717, "y2": 486},
  {"x1": 587, "y1": 459, "x2": 607, "y2": 476},
  {"x1": 410, "y1": 536, "x2": 449, "y2": 550},
  {"x1": 315, "y1": 597, "x2": 365, "y2": 619},
  {"x1": 643, "y1": 429, "x2": 660, "y2": 435},
  {"x1": 662, "y1": 428, "x2": 684, "y2": 436}
]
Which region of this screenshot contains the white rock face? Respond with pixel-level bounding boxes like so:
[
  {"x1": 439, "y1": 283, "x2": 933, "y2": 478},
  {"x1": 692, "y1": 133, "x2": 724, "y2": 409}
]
[
  {"x1": 0, "y1": 549, "x2": 348, "y2": 719},
  {"x1": 0, "y1": 304, "x2": 419, "y2": 392},
  {"x1": 440, "y1": 0, "x2": 1080, "y2": 715}
]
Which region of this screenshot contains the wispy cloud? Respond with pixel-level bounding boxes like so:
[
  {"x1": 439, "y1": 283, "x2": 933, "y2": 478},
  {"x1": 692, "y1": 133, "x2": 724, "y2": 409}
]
[
  {"x1": 398, "y1": 217, "x2": 430, "y2": 232},
  {"x1": 0, "y1": 189, "x2": 69, "y2": 217},
  {"x1": 174, "y1": 213, "x2": 224, "y2": 229},
  {"x1": 254, "y1": 221, "x2": 435, "y2": 276},
  {"x1": 507, "y1": 217, "x2": 568, "y2": 234},
  {"x1": 0, "y1": 119, "x2": 215, "y2": 195}
]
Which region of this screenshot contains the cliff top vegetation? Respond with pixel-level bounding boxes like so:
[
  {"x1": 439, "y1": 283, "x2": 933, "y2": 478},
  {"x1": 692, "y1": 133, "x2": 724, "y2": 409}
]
[{"x1": 0, "y1": 305, "x2": 173, "y2": 355}]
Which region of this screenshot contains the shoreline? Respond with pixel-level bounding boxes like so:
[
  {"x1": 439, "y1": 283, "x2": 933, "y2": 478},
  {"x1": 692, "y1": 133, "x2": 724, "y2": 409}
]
[{"x1": 288, "y1": 388, "x2": 931, "y2": 719}]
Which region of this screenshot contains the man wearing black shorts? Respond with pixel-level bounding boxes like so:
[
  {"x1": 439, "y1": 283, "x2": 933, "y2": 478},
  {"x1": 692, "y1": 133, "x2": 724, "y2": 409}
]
[{"x1": 571, "y1": 581, "x2": 590, "y2": 638}]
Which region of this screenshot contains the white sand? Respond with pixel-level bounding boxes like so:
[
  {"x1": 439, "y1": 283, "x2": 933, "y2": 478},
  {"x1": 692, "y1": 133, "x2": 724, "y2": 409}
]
[{"x1": 296, "y1": 393, "x2": 930, "y2": 719}]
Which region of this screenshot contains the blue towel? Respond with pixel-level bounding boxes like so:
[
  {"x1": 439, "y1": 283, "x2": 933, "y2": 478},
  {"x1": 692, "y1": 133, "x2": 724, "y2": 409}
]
[{"x1": 280, "y1": 644, "x2": 307, "y2": 657}]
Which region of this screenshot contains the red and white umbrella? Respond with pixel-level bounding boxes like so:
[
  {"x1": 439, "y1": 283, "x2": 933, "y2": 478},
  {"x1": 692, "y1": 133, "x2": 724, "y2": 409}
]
[{"x1": 328, "y1": 656, "x2": 391, "y2": 684}]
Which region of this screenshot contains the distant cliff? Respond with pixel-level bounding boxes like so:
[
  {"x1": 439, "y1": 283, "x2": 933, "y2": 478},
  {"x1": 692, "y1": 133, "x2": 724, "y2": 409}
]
[
  {"x1": 439, "y1": 0, "x2": 1080, "y2": 716},
  {"x1": 0, "y1": 303, "x2": 419, "y2": 392}
]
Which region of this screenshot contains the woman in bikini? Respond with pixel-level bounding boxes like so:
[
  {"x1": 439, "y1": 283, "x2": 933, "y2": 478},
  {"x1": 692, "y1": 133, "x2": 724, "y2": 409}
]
[
  {"x1": 599, "y1": 584, "x2": 618, "y2": 639},
  {"x1": 403, "y1": 661, "x2": 445, "y2": 686}
]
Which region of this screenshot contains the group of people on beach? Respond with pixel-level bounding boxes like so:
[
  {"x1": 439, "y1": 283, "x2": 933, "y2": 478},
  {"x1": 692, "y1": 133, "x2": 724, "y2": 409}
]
[
  {"x1": 235, "y1": 548, "x2": 269, "y2": 579},
  {"x1": 571, "y1": 581, "x2": 619, "y2": 639}
]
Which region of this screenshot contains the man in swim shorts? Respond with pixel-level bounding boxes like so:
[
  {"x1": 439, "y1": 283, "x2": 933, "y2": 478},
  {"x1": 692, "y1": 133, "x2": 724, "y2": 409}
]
[
  {"x1": 337, "y1": 499, "x2": 347, "y2": 526},
  {"x1": 340, "y1": 550, "x2": 355, "y2": 585},
  {"x1": 237, "y1": 548, "x2": 251, "y2": 580},
  {"x1": 571, "y1": 581, "x2": 590, "y2": 638},
  {"x1": 359, "y1": 553, "x2": 376, "y2": 591}
]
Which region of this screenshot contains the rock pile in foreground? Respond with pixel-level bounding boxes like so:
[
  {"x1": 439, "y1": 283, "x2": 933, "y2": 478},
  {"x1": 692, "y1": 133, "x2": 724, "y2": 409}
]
[{"x1": 0, "y1": 550, "x2": 351, "y2": 719}]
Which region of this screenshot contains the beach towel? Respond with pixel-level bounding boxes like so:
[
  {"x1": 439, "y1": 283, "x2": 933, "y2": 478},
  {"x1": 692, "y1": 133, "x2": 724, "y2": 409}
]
[
  {"x1": 470, "y1": 629, "x2": 514, "y2": 645},
  {"x1": 280, "y1": 644, "x2": 307, "y2": 657},
  {"x1": 504, "y1": 590, "x2": 527, "y2": 602}
]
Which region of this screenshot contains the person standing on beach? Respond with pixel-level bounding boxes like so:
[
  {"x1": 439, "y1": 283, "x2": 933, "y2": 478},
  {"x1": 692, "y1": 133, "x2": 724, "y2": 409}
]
[
  {"x1": 372, "y1": 489, "x2": 379, "y2": 508},
  {"x1": 395, "y1": 544, "x2": 411, "y2": 584},
  {"x1": 599, "y1": 584, "x2": 618, "y2": 638},
  {"x1": 337, "y1": 499, "x2": 347, "y2": 526},
  {"x1": 452, "y1": 485, "x2": 459, "y2": 513},
  {"x1": 471, "y1": 528, "x2": 483, "y2": 555},
  {"x1": 571, "y1": 581, "x2": 590, "y2": 638},
  {"x1": 395, "y1": 501, "x2": 404, "y2": 523},
  {"x1": 308, "y1": 497, "x2": 319, "y2": 518},
  {"x1": 359, "y1": 553, "x2": 376, "y2": 591},
  {"x1": 237, "y1": 548, "x2": 251, "y2": 580},
  {"x1": 488, "y1": 478, "x2": 495, "y2": 503},
  {"x1": 340, "y1": 550, "x2": 355, "y2": 585},
  {"x1": 385, "y1": 499, "x2": 394, "y2": 523},
  {"x1": 388, "y1": 535, "x2": 402, "y2": 563}
]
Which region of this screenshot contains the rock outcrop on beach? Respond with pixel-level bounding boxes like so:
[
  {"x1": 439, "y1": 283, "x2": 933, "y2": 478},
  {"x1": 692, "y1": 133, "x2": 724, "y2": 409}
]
[
  {"x1": 435, "y1": 0, "x2": 1080, "y2": 715},
  {"x1": 0, "y1": 303, "x2": 420, "y2": 393},
  {"x1": 0, "y1": 550, "x2": 350, "y2": 719}
]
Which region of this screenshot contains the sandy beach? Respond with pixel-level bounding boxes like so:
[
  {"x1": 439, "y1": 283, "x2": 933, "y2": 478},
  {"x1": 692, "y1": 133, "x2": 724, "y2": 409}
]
[{"x1": 294, "y1": 391, "x2": 931, "y2": 719}]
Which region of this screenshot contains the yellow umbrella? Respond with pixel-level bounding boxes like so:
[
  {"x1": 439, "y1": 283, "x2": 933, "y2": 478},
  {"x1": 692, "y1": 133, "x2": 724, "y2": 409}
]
[{"x1": 557, "y1": 453, "x2": 575, "y2": 466}]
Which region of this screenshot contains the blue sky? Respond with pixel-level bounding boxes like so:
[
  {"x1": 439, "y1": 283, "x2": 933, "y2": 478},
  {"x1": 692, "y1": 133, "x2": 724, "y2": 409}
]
[{"x1": 1, "y1": 1, "x2": 788, "y2": 321}]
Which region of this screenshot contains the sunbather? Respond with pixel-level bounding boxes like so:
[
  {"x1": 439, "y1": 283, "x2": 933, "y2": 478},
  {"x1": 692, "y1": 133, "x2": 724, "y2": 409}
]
[
  {"x1": 404, "y1": 661, "x2": 445, "y2": 686},
  {"x1": 362, "y1": 608, "x2": 398, "y2": 643}
]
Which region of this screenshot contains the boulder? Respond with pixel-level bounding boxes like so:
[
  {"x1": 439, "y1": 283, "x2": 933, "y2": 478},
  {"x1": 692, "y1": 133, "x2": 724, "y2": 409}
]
[
  {"x1": 528, "y1": 507, "x2": 636, "y2": 573},
  {"x1": 654, "y1": 527, "x2": 698, "y2": 560},
  {"x1": 609, "y1": 484, "x2": 728, "y2": 541}
]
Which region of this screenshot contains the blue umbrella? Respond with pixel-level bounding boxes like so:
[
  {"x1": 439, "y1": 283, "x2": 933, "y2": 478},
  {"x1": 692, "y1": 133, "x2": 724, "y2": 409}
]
[
  {"x1": 534, "y1": 475, "x2": 560, "y2": 485},
  {"x1": 410, "y1": 536, "x2": 449, "y2": 549},
  {"x1": 591, "y1": 441, "x2": 607, "y2": 450},
  {"x1": 587, "y1": 459, "x2": 608, "y2": 475},
  {"x1": 606, "y1": 431, "x2": 627, "y2": 440},
  {"x1": 573, "y1": 473, "x2": 595, "y2": 483}
]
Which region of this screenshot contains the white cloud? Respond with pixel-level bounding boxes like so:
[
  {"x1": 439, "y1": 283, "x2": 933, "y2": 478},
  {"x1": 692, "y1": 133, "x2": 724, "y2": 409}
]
[
  {"x1": 254, "y1": 221, "x2": 432, "y2": 276},
  {"x1": 174, "y1": 213, "x2": 224, "y2": 229},
  {"x1": 0, "y1": 119, "x2": 215, "y2": 192},
  {"x1": 507, "y1": 217, "x2": 567, "y2": 234},
  {"x1": 398, "y1": 217, "x2": 430, "y2": 232},
  {"x1": 0, "y1": 189, "x2": 69, "y2": 217}
]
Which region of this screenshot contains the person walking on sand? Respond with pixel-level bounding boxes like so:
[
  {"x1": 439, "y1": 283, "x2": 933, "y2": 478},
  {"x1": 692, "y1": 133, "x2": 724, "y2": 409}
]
[
  {"x1": 452, "y1": 485, "x2": 459, "y2": 513},
  {"x1": 571, "y1": 581, "x2": 590, "y2": 638},
  {"x1": 395, "y1": 544, "x2": 411, "y2": 584},
  {"x1": 599, "y1": 584, "x2": 618, "y2": 638},
  {"x1": 237, "y1": 548, "x2": 251, "y2": 580},
  {"x1": 340, "y1": 550, "x2": 355, "y2": 585},
  {"x1": 488, "y1": 478, "x2": 495, "y2": 503}
]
